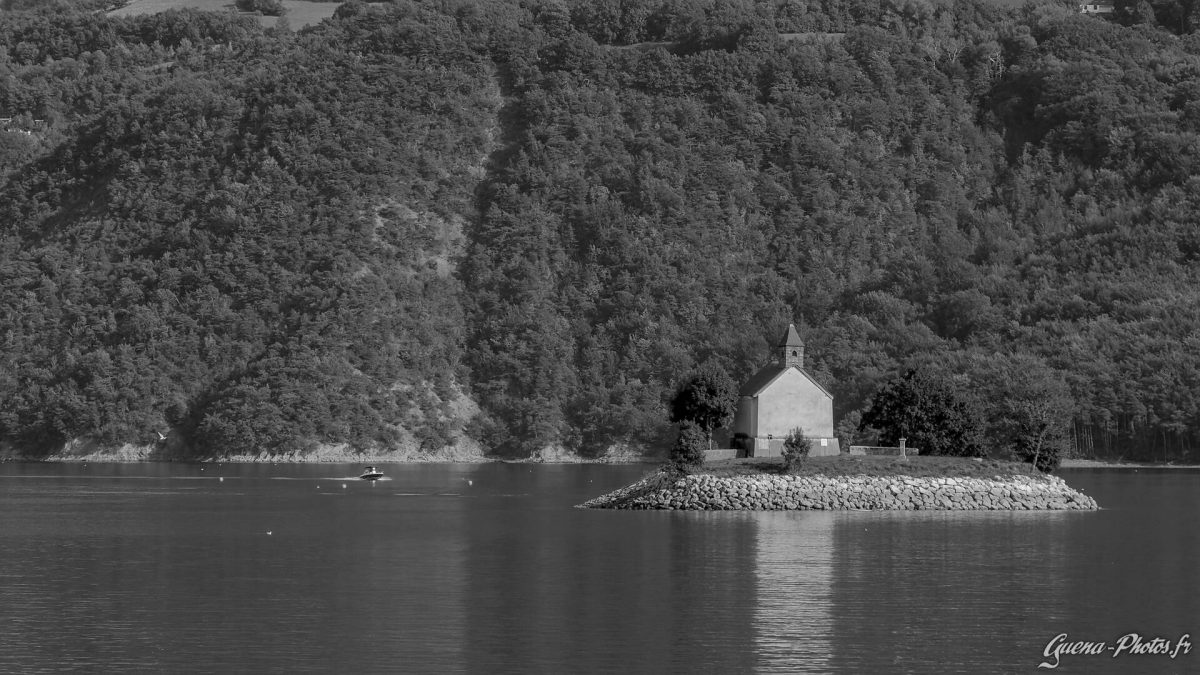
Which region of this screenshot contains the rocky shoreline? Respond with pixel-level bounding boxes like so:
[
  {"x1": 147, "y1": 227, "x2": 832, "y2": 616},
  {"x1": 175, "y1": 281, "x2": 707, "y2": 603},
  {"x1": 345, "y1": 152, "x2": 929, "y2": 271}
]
[{"x1": 578, "y1": 471, "x2": 1100, "y2": 511}]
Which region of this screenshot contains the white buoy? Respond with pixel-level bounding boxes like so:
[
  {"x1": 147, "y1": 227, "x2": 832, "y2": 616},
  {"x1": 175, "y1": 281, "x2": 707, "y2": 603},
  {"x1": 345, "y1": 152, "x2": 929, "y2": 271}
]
[
  {"x1": 219, "y1": 477, "x2": 224, "y2": 483},
  {"x1": 342, "y1": 483, "x2": 347, "y2": 489},
  {"x1": 266, "y1": 531, "x2": 272, "y2": 535}
]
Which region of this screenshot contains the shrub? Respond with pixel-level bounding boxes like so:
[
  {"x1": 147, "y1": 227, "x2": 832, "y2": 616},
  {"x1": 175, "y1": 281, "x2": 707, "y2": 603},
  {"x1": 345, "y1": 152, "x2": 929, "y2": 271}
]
[
  {"x1": 782, "y1": 427, "x2": 811, "y2": 472},
  {"x1": 669, "y1": 420, "x2": 707, "y2": 470}
]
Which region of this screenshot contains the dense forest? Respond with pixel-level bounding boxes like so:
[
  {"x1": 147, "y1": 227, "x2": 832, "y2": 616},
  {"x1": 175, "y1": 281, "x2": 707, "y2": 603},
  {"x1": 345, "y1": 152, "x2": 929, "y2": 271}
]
[{"x1": 2, "y1": 0, "x2": 1199, "y2": 461}]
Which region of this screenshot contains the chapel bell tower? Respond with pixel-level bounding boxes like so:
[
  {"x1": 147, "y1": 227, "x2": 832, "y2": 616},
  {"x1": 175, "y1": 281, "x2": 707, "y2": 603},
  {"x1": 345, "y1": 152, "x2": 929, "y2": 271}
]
[{"x1": 779, "y1": 323, "x2": 804, "y2": 369}]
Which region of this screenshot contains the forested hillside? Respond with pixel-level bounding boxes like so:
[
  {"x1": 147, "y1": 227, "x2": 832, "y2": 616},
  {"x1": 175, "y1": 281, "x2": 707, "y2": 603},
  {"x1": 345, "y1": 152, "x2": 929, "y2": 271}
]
[
  {"x1": 2, "y1": 0, "x2": 1199, "y2": 461},
  {"x1": 0, "y1": 1, "x2": 500, "y2": 457}
]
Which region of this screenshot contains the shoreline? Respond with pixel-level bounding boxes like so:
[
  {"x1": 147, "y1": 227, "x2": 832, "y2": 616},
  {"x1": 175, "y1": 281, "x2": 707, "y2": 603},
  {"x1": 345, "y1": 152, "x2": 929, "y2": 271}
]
[
  {"x1": 0, "y1": 452, "x2": 648, "y2": 465},
  {"x1": 1059, "y1": 458, "x2": 1200, "y2": 469},
  {"x1": 0, "y1": 440, "x2": 651, "y2": 465},
  {"x1": 3, "y1": 442, "x2": 1191, "y2": 469}
]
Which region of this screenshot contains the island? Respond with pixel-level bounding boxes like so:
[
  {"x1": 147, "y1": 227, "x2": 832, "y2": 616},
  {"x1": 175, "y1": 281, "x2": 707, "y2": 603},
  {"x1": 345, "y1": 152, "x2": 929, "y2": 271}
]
[{"x1": 578, "y1": 456, "x2": 1099, "y2": 511}]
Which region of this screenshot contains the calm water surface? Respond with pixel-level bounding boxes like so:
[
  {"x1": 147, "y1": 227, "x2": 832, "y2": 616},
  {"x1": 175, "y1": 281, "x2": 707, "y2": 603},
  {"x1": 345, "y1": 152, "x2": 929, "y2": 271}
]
[{"x1": 0, "y1": 463, "x2": 1196, "y2": 674}]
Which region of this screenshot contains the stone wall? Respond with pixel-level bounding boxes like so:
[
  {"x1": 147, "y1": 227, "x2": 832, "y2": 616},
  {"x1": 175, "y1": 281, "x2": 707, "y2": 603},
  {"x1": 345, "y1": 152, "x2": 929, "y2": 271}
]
[
  {"x1": 848, "y1": 445, "x2": 920, "y2": 456},
  {"x1": 578, "y1": 472, "x2": 1099, "y2": 511}
]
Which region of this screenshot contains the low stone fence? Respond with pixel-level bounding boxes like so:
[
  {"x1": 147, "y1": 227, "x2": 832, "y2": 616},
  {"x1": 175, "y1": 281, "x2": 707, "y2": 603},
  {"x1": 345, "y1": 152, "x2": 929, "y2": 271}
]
[
  {"x1": 578, "y1": 472, "x2": 1099, "y2": 511},
  {"x1": 848, "y1": 445, "x2": 920, "y2": 456}
]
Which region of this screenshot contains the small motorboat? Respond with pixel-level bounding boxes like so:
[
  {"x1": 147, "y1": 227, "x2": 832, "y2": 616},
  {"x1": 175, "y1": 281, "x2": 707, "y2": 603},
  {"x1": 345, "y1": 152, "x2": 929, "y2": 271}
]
[{"x1": 359, "y1": 466, "x2": 385, "y2": 481}]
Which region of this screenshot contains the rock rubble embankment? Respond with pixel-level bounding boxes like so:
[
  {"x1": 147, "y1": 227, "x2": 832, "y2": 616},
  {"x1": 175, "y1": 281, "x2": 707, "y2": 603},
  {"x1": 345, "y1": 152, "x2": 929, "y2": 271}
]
[{"x1": 578, "y1": 472, "x2": 1099, "y2": 511}]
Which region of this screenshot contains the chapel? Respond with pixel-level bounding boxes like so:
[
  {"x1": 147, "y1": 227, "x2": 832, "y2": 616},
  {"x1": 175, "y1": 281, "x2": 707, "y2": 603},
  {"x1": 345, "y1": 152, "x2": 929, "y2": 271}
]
[{"x1": 730, "y1": 323, "x2": 840, "y2": 457}]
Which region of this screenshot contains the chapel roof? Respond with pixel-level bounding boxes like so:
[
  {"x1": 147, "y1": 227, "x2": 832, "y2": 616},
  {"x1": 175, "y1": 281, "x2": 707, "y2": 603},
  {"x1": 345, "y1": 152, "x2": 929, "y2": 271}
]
[{"x1": 738, "y1": 364, "x2": 832, "y2": 399}]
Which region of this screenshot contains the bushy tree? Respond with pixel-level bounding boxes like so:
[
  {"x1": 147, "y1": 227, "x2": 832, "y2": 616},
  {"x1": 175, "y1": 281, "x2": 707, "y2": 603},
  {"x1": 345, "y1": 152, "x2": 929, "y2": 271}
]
[
  {"x1": 781, "y1": 427, "x2": 811, "y2": 472},
  {"x1": 956, "y1": 353, "x2": 1075, "y2": 472},
  {"x1": 859, "y1": 369, "x2": 984, "y2": 457},
  {"x1": 669, "y1": 361, "x2": 738, "y2": 449},
  {"x1": 991, "y1": 360, "x2": 1074, "y2": 472}
]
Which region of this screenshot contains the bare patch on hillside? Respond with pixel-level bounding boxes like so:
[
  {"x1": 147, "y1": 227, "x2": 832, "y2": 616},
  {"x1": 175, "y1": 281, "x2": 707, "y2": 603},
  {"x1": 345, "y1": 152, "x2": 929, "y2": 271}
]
[
  {"x1": 109, "y1": 0, "x2": 341, "y2": 30},
  {"x1": 371, "y1": 200, "x2": 463, "y2": 279}
]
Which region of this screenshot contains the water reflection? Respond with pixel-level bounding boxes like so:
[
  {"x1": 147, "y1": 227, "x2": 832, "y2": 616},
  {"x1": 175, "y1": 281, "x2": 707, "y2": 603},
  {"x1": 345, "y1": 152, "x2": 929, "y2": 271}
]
[{"x1": 751, "y1": 512, "x2": 836, "y2": 674}]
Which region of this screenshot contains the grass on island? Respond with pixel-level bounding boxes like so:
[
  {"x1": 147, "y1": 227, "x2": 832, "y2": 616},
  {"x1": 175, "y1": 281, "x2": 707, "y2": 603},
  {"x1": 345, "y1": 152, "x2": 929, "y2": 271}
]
[{"x1": 690, "y1": 455, "x2": 1043, "y2": 479}]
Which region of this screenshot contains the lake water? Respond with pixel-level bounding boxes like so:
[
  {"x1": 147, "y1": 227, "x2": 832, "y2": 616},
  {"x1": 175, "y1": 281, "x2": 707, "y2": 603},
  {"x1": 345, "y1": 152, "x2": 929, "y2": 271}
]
[{"x1": 0, "y1": 463, "x2": 1196, "y2": 673}]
